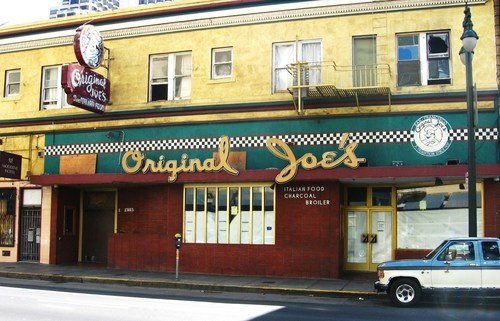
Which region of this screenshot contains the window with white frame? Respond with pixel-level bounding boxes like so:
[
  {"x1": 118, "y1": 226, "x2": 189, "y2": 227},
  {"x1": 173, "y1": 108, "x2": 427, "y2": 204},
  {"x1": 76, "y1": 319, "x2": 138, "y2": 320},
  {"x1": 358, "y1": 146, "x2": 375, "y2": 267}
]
[
  {"x1": 149, "y1": 52, "x2": 192, "y2": 101},
  {"x1": 397, "y1": 31, "x2": 451, "y2": 87},
  {"x1": 184, "y1": 185, "x2": 275, "y2": 245},
  {"x1": 4, "y1": 69, "x2": 21, "y2": 97},
  {"x1": 212, "y1": 47, "x2": 233, "y2": 79},
  {"x1": 272, "y1": 40, "x2": 322, "y2": 93},
  {"x1": 41, "y1": 65, "x2": 70, "y2": 109}
]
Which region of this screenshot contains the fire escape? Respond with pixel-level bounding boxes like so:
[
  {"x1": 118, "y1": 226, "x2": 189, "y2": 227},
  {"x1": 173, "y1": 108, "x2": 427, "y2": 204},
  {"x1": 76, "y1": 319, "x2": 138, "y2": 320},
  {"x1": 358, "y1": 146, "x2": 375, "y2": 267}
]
[{"x1": 287, "y1": 61, "x2": 392, "y2": 115}]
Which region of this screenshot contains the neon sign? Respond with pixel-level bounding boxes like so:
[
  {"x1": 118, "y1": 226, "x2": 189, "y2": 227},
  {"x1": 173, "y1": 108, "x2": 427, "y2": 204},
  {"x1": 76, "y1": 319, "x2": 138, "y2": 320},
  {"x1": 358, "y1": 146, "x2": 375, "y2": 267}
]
[
  {"x1": 121, "y1": 135, "x2": 366, "y2": 184},
  {"x1": 62, "y1": 63, "x2": 110, "y2": 114}
]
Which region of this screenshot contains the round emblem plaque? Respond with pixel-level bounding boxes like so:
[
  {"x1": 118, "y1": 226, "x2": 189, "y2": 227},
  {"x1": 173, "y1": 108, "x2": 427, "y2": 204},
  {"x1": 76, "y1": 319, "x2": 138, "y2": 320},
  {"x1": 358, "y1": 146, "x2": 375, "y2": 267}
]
[
  {"x1": 74, "y1": 24, "x2": 104, "y2": 69},
  {"x1": 411, "y1": 115, "x2": 452, "y2": 157}
]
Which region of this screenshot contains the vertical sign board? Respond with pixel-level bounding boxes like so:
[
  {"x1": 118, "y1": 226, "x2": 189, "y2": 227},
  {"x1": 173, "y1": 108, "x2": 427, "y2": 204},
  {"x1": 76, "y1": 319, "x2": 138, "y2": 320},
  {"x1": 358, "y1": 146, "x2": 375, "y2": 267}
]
[
  {"x1": 61, "y1": 24, "x2": 110, "y2": 114},
  {"x1": 61, "y1": 64, "x2": 110, "y2": 114},
  {"x1": 0, "y1": 151, "x2": 22, "y2": 179}
]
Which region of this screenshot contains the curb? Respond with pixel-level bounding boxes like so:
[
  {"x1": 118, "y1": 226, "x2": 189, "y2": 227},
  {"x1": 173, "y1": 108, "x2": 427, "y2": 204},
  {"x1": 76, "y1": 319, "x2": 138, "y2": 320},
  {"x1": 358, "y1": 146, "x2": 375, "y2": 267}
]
[{"x1": 0, "y1": 271, "x2": 380, "y2": 299}]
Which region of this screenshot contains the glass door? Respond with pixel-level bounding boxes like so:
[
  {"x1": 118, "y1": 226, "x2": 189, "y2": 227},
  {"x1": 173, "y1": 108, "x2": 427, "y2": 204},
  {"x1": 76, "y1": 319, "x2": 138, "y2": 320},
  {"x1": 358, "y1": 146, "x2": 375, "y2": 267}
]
[
  {"x1": 345, "y1": 210, "x2": 393, "y2": 271},
  {"x1": 370, "y1": 211, "x2": 393, "y2": 270},
  {"x1": 346, "y1": 211, "x2": 368, "y2": 268}
]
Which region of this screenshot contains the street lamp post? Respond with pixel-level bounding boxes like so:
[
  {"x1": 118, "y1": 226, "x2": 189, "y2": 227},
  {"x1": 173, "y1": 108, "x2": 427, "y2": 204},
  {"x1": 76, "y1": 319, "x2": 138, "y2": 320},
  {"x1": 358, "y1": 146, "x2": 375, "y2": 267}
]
[{"x1": 459, "y1": 3, "x2": 479, "y2": 237}]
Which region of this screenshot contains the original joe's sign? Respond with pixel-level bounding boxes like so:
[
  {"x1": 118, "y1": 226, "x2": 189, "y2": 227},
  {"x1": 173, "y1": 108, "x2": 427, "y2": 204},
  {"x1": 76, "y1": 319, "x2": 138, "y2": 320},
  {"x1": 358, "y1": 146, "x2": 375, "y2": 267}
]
[
  {"x1": 121, "y1": 134, "x2": 365, "y2": 184},
  {"x1": 61, "y1": 24, "x2": 110, "y2": 114},
  {"x1": 411, "y1": 115, "x2": 452, "y2": 157},
  {"x1": 74, "y1": 24, "x2": 105, "y2": 69},
  {"x1": 62, "y1": 64, "x2": 110, "y2": 114}
]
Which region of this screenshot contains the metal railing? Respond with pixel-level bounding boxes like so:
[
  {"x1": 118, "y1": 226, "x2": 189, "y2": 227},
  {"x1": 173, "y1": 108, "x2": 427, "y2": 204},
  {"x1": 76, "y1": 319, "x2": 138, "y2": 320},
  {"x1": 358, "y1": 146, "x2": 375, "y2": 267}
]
[
  {"x1": 287, "y1": 61, "x2": 392, "y2": 114},
  {"x1": 288, "y1": 61, "x2": 391, "y2": 89}
]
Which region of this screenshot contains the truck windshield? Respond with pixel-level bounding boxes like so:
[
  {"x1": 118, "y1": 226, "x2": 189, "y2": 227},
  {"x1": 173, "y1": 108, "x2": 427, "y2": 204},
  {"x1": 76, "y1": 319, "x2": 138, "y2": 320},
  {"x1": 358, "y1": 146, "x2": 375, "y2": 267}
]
[{"x1": 423, "y1": 241, "x2": 447, "y2": 260}]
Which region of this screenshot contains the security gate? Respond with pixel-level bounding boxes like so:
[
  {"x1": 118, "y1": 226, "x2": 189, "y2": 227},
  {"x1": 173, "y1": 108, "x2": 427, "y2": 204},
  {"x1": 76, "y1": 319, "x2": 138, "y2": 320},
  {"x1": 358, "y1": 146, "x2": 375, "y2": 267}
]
[{"x1": 19, "y1": 207, "x2": 41, "y2": 261}]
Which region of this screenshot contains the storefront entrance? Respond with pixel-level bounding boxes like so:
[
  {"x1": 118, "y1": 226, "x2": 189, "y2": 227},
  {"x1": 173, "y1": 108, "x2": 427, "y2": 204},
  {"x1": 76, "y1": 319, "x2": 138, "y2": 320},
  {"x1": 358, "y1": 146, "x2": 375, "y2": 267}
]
[
  {"x1": 81, "y1": 191, "x2": 116, "y2": 263},
  {"x1": 344, "y1": 210, "x2": 393, "y2": 271},
  {"x1": 343, "y1": 186, "x2": 395, "y2": 272},
  {"x1": 19, "y1": 207, "x2": 41, "y2": 262}
]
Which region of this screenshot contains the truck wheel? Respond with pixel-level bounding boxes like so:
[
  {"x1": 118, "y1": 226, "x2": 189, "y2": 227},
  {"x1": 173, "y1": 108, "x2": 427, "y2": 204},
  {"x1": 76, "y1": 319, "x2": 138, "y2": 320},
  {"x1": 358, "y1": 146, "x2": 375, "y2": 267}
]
[{"x1": 389, "y1": 278, "x2": 421, "y2": 307}]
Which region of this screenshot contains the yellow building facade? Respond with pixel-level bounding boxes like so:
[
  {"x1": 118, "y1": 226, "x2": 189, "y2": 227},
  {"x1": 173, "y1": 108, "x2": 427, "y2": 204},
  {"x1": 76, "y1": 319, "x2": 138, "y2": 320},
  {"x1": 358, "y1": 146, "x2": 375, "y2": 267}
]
[{"x1": 0, "y1": 0, "x2": 498, "y2": 277}]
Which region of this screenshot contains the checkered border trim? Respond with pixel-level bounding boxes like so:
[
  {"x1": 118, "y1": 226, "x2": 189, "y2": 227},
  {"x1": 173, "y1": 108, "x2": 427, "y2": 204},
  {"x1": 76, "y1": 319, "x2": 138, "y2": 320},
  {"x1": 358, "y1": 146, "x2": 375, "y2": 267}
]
[{"x1": 44, "y1": 127, "x2": 498, "y2": 156}]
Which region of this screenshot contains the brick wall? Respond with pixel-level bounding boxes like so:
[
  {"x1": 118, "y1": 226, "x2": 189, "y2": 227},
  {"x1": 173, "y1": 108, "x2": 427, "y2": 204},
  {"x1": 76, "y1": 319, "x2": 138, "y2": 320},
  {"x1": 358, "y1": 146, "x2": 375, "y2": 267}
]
[
  {"x1": 108, "y1": 182, "x2": 342, "y2": 278},
  {"x1": 483, "y1": 179, "x2": 500, "y2": 237},
  {"x1": 109, "y1": 184, "x2": 183, "y2": 271},
  {"x1": 395, "y1": 249, "x2": 429, "y2": 260}
]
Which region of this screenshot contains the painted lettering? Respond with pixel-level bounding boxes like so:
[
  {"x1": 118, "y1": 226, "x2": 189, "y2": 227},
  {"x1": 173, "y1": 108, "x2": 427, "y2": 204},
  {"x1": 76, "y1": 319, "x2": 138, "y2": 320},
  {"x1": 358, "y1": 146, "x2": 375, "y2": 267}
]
[
  {"x1": 121, "y1": 136, "x2": 239, "y2": 182},
  {"x1": 266, "y1": 133, "x2": 366, "y2": 184},
  {"x1": 122, "y1": 134, "x2": 366, "y2": 184},
  {"x1": 71, "y1": 68, "x2": 108, "y2": 102}
]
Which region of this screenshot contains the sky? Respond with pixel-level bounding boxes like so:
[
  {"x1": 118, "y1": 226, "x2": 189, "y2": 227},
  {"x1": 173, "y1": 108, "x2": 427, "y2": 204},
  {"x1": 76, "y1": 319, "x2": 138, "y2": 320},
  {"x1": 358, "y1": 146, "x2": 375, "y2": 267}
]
[{"x1": 0, "y1": 0, "x2": 137, "y2": 26}]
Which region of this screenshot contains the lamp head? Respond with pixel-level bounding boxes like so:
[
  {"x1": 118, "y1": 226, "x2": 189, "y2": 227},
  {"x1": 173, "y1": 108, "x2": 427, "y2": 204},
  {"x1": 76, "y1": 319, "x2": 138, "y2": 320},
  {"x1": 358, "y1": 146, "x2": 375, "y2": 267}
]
[
  {"x1": 459, "y1": 46, "x2": 474, "y2": 65},
  {"x1": 461, "y1": 31, "x2": 478, "y2": 52},
  {"x1": 460, "y1": 3, "x2": 478, "y2": 53}
]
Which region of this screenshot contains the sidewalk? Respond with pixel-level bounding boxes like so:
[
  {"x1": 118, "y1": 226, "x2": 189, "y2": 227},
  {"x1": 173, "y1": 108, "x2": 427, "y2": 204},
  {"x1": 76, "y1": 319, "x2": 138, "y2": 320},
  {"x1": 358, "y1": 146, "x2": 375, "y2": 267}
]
[{"x1": 0, "y1": 262, "x2": 379, "y2": 299}]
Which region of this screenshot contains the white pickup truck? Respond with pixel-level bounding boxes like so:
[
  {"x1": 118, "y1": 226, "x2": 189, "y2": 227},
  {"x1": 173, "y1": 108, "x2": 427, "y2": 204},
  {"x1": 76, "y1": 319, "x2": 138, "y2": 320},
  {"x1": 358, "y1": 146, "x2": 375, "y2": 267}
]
[{"x1": 374, "y1": 237, "x2": 500, "y2": 307}]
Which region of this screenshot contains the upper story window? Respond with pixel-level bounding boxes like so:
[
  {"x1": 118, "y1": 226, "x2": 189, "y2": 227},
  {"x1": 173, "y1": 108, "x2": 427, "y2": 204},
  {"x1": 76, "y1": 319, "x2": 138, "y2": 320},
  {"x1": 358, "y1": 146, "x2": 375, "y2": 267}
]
[
  {"x1": 353, "y1": 36, "x2": 377, "y2": 87},
  {"x1": 212, "y1": 47, "x2": 233, "y2": 79},
  {"x1": 397, "y1": 31, "x2": 451, "y2": 87},
  {"x1": 149, "y1": 52, "x2": 192, "y2": 101},
  {"x1": 4, "y1": 69, "x2": 21, "y2": 97},
  {"x1": 272, "y1": 39, "x2": 322, "y2": 93},
  {"x1": 41, "y1": 65, "x2": 70, "y2": 109}
]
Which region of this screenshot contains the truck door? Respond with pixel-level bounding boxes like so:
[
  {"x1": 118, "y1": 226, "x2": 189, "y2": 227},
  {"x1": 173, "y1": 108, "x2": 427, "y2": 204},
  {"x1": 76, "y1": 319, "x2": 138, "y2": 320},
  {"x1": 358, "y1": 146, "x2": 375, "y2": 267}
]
[{"x1": 431, "y1": 240, "x2": 481, "y2": 289}]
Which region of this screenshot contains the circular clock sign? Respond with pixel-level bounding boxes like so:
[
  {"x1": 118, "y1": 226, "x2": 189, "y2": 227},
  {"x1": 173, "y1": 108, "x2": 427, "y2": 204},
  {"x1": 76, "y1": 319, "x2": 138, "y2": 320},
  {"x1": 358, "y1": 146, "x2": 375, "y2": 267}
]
[{"x1": 74, "y1": 24, "x2": 104, "y2": 69}]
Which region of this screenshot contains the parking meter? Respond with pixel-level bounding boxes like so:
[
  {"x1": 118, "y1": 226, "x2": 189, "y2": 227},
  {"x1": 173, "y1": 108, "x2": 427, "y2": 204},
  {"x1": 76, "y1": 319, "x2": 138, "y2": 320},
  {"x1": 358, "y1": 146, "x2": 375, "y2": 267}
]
[
  {"x1": 174, "y1": 233, "x2": 182, "y2": 249},
  {"x1": 174, "y1": 233, "x2": 182, "y2": 280}
]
